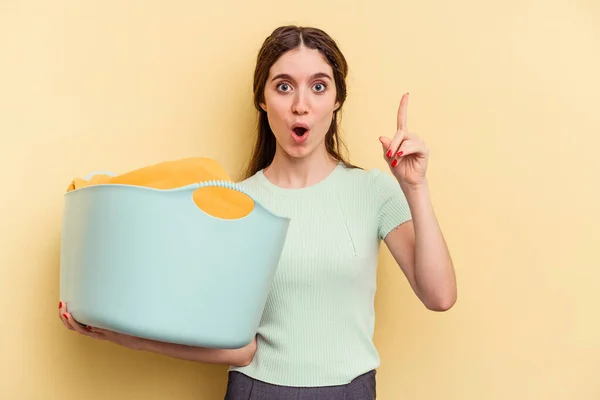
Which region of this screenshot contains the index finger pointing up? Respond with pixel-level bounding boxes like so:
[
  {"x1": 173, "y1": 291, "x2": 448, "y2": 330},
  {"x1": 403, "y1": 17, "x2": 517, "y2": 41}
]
[{"x1": 397, "y1": 93, "x2": 409, "y2": 131}]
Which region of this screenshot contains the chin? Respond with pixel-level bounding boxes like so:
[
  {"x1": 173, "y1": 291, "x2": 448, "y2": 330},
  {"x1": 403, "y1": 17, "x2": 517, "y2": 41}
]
[
  {"x1": 285, "y1": 148, "x2": 309, "y2": 159},
  {"x1": 275, "y1": 132, "x2": 326, "y2": 160},
  {"x1": 278, "y1": 144, "x2": 312, "y2": 159}
]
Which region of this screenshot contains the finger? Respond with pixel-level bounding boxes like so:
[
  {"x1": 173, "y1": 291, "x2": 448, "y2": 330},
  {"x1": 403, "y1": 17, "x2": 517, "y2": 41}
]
[
  {"x1": 379, "y1": 136, "x2": 392, "y2": 157},
  {"x1": 397, "y1": 93, "x2": 409, "y2": 131},
  {"x1": 64, "y1": 312, "x2": 104, "y2": 339},
  {"x1": 62, "y1": 312, "x2": 83, "y2": 331},
  {"x1": 58, "y1": 301, "x2": 73, "y2": 331},
  {"x1": 89, "y1": 327, "x2": 109, "y2": 335},
  {"x1": 89, "y1": 327, "x2": 114, "y2": 335},
  {"x1": 387, "y1": 130, "x2": 407, "y2": 159},
  {"x1": 60, "y1": 302, "x2": 102, "y2": 336},
  {"x1": 85, "y1": 326, "x2": 107, "y2": 337},
  {"x1": 396, "y1": 138, "x2": 426, "y2": 159}
]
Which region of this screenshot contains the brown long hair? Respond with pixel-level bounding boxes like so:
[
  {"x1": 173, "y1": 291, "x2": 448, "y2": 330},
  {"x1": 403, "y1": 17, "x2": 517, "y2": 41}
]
[{"x1": 243, "y1": 25, "x2": 360, "y2": 179}]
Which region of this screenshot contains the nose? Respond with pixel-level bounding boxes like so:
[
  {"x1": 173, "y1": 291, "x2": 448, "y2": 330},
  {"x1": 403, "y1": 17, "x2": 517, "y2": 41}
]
[{"x1": 292, "y1": 90, "x2": 309, "y2": 115}]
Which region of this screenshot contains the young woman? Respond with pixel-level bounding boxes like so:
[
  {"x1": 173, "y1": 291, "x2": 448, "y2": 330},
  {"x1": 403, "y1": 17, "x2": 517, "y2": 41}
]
[{"x1": 59, "y1": 25, "x2": 456, "y2": 399}]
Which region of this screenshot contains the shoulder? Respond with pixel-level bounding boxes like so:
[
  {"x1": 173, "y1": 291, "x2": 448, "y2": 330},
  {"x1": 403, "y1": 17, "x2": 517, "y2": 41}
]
[
  {"x1": 234, "y1": 171, "x2": 272, "y2": 201},
  {"x1": 234, "y1": 172, "x2": 261, "y2": 192},
  {"x1": 340, "y1": 166, "x2": 412, "y2": 239},
  {"x1": 338, "y1": 165, "x2": 408, "y2": 215},
  {"x1": 336, "y1": 164, "x2": 400, "y2": 195},
  {"x1": 236, "y1": 171, "x2": 261, "y2": 187}
]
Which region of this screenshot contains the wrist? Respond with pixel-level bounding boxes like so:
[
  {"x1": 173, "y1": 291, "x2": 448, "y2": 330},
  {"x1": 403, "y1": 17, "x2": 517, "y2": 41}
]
[
  {"x1": 399, "y1": 178, "x2": 429, "y2": 195},
  {"x1": 135, "y1": 337, "x2": 155, "y2": 352}
]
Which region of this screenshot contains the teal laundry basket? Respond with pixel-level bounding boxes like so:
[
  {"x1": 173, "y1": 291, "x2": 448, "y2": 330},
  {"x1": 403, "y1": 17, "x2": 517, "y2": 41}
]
[{"x1": 59, "y1": 175, "x2": 290, "y2": 349}]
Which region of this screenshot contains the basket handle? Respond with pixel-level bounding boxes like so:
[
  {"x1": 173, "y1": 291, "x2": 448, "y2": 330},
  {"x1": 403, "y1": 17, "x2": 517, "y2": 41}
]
[
  {"x1": 192, "y1": 179, "x2": 255, "y2": 220},
  {"x1": 195, "y1": 180, "x2": 250, "y2": 195}
]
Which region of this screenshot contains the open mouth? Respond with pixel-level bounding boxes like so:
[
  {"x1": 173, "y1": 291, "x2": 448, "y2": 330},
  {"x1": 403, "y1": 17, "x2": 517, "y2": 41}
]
[
  {"x1": 291, "y1": 123, "x2": 309, "y2": 141},
  {"x1": 293, "y1": 127, "x2": 308, "y2": 137}
]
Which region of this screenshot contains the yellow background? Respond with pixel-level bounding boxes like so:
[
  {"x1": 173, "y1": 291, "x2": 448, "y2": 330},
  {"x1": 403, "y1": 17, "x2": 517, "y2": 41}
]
[{"x1": 2, "y1": 0, "x2": 598, "y2": 399}]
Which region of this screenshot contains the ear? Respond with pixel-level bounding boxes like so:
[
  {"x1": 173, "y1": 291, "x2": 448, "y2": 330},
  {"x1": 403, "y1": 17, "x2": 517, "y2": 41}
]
[
  {"x1": 334, "y1": 101, "x2": 340, "y2": 111},
  {"x1": 260, "y1": 102, "x2": 267, "y2": 112}
]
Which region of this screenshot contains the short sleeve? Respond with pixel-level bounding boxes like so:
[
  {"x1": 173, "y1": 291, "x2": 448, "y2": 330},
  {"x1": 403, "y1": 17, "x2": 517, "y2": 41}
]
[{"x1": 374, "y1": 169, "x2": 412, "y2": 240}]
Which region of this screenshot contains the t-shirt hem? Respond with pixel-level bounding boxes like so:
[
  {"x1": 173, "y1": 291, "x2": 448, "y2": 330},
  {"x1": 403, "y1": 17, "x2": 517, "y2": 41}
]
[{"x1": 228, "y1": 363, "x2": 380, "y2": 388}]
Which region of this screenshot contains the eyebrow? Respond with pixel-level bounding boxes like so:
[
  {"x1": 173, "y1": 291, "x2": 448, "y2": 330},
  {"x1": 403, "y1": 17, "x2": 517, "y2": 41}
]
[{"x1": 270, "y1": 72, "x2": 333, "y2": 82}]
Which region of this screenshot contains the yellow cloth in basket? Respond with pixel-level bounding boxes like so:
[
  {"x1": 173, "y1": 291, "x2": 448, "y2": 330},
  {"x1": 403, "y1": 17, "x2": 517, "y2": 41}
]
[{"x1": 66, "y1": 157, "x2": 253, "y2": 220}]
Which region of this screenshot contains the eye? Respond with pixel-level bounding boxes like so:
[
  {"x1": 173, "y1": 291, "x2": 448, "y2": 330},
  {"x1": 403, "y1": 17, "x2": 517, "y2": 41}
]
[
  {"x1": 313, "y1": 82, "x2": 327, "y2": 93},
  {"x1": 277, "y1": 83, "x2": 292, "y2": 93}
]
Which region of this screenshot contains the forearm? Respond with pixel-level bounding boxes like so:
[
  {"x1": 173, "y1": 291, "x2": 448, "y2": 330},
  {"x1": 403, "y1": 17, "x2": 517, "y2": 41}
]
[
  {"x1": 403, "y1": 179, "x2": 457, "y2": 310},
  {"x1": 138, "y1": 337, "x2": 256, "y2": 367}
]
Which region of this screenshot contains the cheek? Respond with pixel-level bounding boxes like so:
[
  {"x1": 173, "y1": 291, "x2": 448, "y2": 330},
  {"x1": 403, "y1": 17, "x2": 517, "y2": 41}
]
[
  {"x1": 315, "y1": 103, "x2": 337, "y2": 123},
  {"x1": 266, "y1": 106, "x2": 286, "y2": 125},
  {"x1": 315, "y1": 93, "x2": 337, "y2": 113},
  {"x1": 267, "y1": 105, "x2": 289, "y2": 127},
  {"x1": 264, "y1": 103, "x2": 288, "y2": 135},
  {"x1": 264, "y1": 93, "x2": 283, "y2": 113}
]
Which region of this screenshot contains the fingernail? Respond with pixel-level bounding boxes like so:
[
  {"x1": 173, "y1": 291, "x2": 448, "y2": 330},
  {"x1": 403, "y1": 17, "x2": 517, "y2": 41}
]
[
  {"x1": 391, "y1": 159, "x2": 398, "y2": 167},
  {"x1": 63, "y1": 313, "x2": 68, "y2": 319},
  {"x1": 86, "y1": 326, "x2": 92, "y2": 331},
  {"x1": 58, "y1": 301, "x2": 62, "y2": 309},
  {"x1": 397, "y1": 151, "x2": 403, "y2": 157},
  {"x1": 386, "y1": 150, "x2": 392, "y2": 158}
]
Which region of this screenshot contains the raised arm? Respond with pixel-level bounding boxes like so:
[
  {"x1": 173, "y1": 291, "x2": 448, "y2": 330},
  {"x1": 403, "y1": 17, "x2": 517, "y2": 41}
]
[
  {"x1": 378, "y1": 93, "x2": 457, "y2": 311},
  {"x1": 383, "y1": 185, "x2": 456, "y2": 311}
]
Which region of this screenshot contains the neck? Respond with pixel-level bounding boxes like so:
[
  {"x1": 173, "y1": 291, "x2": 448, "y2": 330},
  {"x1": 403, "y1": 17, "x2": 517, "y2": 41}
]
[{"x1": 264, "y1": 145, "x2": 338, "y2": 189}]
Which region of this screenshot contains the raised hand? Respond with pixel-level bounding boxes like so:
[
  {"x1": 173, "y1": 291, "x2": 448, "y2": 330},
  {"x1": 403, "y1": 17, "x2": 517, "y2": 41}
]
[{"x1": 379, "y1": 93, "x2": 429, "y2": 187}]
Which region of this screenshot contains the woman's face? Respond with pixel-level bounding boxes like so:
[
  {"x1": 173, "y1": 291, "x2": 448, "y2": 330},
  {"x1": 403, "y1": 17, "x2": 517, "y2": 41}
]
[{"x1": 261, "y1": 46, "x2": 339, "y2": 160}]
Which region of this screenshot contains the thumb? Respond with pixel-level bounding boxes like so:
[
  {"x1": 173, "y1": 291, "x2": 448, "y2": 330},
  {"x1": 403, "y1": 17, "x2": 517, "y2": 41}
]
[{"x1": 379, "y1": 136, "x2": 391, "y2": 154}]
